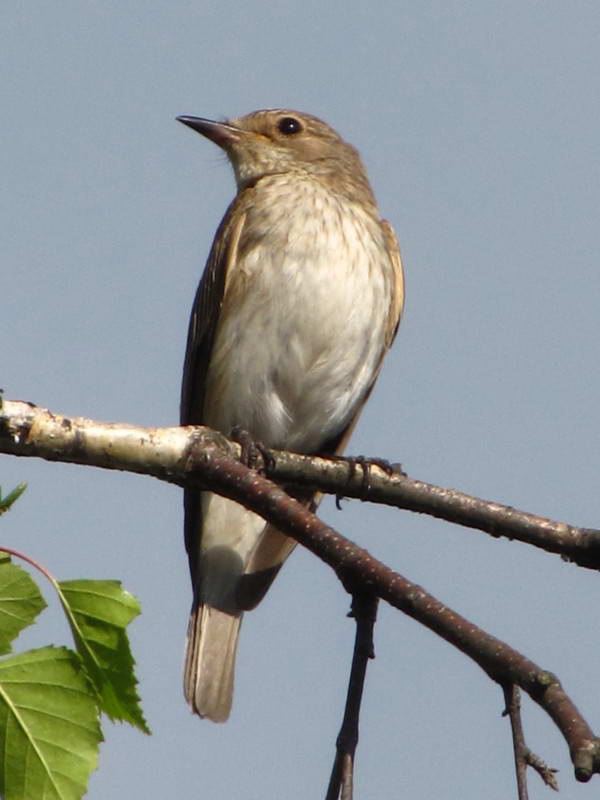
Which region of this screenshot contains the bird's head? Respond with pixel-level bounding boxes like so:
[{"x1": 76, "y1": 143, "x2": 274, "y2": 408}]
[{"x1": 177, "y1": 108, "x2": 375, "y2": 205}]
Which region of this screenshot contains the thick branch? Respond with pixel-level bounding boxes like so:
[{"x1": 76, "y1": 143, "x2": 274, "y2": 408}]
[
  {"x1": 2, "y1": 399, "x2": 600, "y2": 569},
  {"x1": 184, "y1": 445, "x2": 600, "y2": 783},
  {"x1": 2, "y1": 399, "x2": 598, "y2": 781}
]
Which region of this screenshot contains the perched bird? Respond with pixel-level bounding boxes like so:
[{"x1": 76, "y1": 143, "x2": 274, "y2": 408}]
[{"x1": 178, "y1": 109, "x2": 404, "y2": 722}]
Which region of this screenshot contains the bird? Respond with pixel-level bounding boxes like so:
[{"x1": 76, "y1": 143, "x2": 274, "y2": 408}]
[{"x1": 177, "y1": 109, "x2": 404, "y2": 722}]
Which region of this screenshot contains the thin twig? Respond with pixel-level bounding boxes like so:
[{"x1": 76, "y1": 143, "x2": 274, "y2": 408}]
[
  {"x1": 326, "y1": 592, "x2": 378, "y2": 800},
  {"x1": 503, "y1": 684, "x2": 560, "y2": 795},
  {"x1": 503, "y1": 684, "x2": 530, "y2": 800},
  {"x1": 524, "y1": 750, "x2": 559, "y2": 791}
]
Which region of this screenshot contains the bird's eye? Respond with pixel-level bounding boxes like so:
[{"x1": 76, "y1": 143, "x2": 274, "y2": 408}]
[{"x1": 277, "y1": 116, "x2": 302, "y2": 135}]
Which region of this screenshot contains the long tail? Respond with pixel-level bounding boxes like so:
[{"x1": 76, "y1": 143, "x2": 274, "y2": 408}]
[{"x1": 183, "y1": 602, "x2": 242, "y2": 723}]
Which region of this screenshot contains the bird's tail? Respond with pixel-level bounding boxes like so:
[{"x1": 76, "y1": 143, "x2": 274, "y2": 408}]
[{"x1": 183, "y1": 602, "x2": 242, "y2": 723}]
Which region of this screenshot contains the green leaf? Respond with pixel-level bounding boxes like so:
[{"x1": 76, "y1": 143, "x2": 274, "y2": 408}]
[
  {"x1": 0, "y1": 560, "x2": 46, "y2": 655},
  {"x1": 0, "y1": 645, "x2": 102, "y2": 800},
  {"x1": 0, "y1": 484, "x2": 27, "y2": 516},
  {"x1": 58, "y1": 580, "x2": 149, "y2": 733}
]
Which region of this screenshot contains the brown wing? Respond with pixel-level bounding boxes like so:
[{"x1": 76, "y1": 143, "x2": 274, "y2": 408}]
[
  {"x1": 238, "y1": 218, "x2": 404, "y2": 609},
  {"x1": 181, "y1": 193, "x2": 248, "y2": 582},
  {"x1": 380, "y1": 219, "x2": 405, "y2": 349},
  {"x1": 180, "y1": 195, "x2": 248, "y2": 425}
]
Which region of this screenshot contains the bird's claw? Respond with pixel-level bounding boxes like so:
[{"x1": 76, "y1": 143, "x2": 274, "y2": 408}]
[
  {"x1": 344, "y1": 455, "x2": 405, "y2": 498},
  {"x1": 229, "y1": 426, "x2": 275, "y2": 474}
]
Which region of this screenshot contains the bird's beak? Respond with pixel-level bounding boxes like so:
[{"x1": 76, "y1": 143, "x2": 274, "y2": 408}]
[{"x1": 176, "y1": 116, "x2": 241, "y2": 149}]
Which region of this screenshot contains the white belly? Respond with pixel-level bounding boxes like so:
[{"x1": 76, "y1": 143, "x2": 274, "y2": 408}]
[{"x1": 204, "y1": 178, "x2": 391, "y2": 453}]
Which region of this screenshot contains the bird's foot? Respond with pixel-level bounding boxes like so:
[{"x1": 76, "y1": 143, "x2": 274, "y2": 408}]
[
  {"x1": 335, "y1": 455, "x2": 405, "y2": 506},
  {"x1": 229, "y1": 426, "x2": 275, "y2": 474}
]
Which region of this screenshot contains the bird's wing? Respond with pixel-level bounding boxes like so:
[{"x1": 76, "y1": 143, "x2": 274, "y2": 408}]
[
  {"x1": 181, "y1": 192, "x2": 248, "y2": 582},
  {"x1": 381, "y1": 219, "x2": 405, "y2": 349},
  {"x1": 180, "y1": 195, "x2": 248, "y2": 425}
]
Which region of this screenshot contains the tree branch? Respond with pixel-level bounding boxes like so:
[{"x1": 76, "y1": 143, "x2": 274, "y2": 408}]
[
  {"x1": 504, "y1": 683, "x2": 530, "y2": 800},
  {"x1": 2, "y1": 399, "x2": 600, "y2": 569},
  {"x1": 185, "y1": 442, "x2": 600, "y2": 784},
  {"x1": 503, "y1": 684, "x2": 559, "y2": 796},
  {"x1": 2, "y1": 398, "x2": 600, "y2": 782},
  {"x1": 326, "y1": 592, "x2": 378, "y2": 800}
]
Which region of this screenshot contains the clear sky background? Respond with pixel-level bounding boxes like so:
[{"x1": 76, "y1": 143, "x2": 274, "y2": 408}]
[{"x1": 3, "y1": 2, "x2": 600, "y2": 798}]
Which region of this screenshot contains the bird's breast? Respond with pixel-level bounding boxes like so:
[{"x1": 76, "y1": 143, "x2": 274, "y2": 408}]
[{"x1": 204, "y1": 178, "x2": 392, "y2": 453}]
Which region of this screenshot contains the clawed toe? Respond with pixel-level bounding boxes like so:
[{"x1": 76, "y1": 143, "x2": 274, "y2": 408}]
[
  {"x1": 337, "y1": 455, "x2": 405, "y2": 501},
  {"x1": 229, "y1": 426, "x2": 275, "y2": 473}
]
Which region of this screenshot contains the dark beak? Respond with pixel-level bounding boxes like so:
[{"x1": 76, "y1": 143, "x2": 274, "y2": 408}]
[{"x1": 176, "y1": 116, "x2": 241, "y2": 148}]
